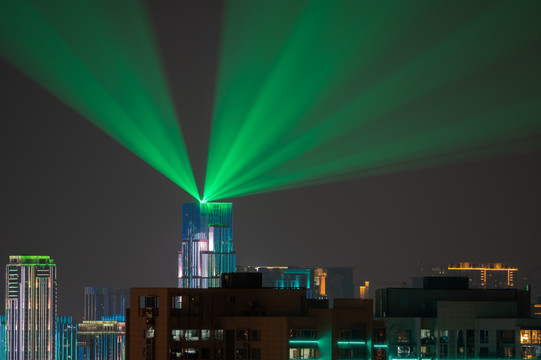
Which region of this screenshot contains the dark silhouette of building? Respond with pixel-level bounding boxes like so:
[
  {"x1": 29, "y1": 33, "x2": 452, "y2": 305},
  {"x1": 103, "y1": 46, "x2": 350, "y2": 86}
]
[{"x1": 126, "y1": 273, "x2": 373, "y2": 360}]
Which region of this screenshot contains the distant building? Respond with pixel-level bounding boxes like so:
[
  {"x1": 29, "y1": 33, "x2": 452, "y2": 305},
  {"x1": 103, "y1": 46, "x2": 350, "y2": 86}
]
[
  {"x1": 56, "y1": 316, "x2": 77, "y2": 360},
  {"x1": 84, "y1": 287, "x2": 129, "y2": 321},
  {"x1": 0, "y1": 315, "x2": 6, "y2": 360},
  {"x1": 242, "y1": 266, "x2": 354, "y2": 305},
  {"x1": 126, "y1": 273, "x2": 373, "y2": 360},
  {"x1": 376, "y1": 277, "x2": 540, "y2": 360},
  {"x1": 77, "y1": 319, "x2": 125, "y2": 360},
  {"x1": 447, "y1": 262, "x2": 518, "y2": 289},
  {"x1": 359, "y1": 281, "x2": 370, "y2": 299},
  {"x1": 5, "y1": 255, "x2": 57, "y2": 360},
  {"x1": 179, "y1": 202, "x2": 236, "y2": 288}
]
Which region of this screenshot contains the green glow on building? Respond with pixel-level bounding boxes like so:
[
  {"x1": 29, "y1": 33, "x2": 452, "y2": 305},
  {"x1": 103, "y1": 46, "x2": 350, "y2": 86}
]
[
  {"x1": 337, "y1": 340, "x2": 366, "y2": 346},
  {"x1": 203, "y1": 1, "x2": 541, "y2": 201},
  {"x1": 0, "y1": 0, "x2": 199, "y2": 199},
  {"x1": 288, "y1": 339, "x2": 318, "y2": 345}
]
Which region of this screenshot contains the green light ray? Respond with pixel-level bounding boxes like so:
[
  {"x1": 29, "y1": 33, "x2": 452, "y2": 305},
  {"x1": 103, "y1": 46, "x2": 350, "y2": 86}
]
[
  {"x1": 0, "y1": 0, "x2": 199, "y2": 199},
  {"x1": 204, "y1": 1, "x2": 541, "y2": 201}
]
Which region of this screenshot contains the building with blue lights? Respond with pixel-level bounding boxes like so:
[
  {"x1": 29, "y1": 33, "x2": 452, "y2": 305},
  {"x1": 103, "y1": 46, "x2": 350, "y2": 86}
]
[
  {"x1": 56, "y1": 317, "x2": 77, "y2": 360},
  {"x1": 0, "y1": 315, "x2": 6, "y2": 360},
  {"x1": 178, "y1": 202, "x2": 236, "y2": 288},
  {"x1": 83, "y1": 287, "x2": 129, "y2": 321},
  {"x1": 77, "y1": 318, "x2": 125, "y2": 360}
]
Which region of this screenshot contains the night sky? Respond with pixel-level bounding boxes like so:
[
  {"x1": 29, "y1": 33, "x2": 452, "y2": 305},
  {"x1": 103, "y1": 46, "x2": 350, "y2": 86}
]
[{"x1": 1, "y1": 1, "x2": 540, "y2": 320}]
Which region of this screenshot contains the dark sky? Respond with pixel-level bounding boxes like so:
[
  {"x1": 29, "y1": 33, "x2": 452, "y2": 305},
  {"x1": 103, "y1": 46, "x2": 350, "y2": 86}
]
[{"x1": 1, "y1": 1, "x2": 540, "y2": 320}]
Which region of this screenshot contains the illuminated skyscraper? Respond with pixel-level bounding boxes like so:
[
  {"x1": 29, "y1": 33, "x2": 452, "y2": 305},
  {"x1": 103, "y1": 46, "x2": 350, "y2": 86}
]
[
  {"x1": 83, "y1": 287, "x2": 128, "y2": 321},
  {"x1": 55, "y1": 317, "x2": 76, "y2": 360},
  {"x1": 178, "y1": 202, "x2": 236, "y2": 288},
  {"x1": 5, "y1": 255, "x2": 57, "y2": 360}
]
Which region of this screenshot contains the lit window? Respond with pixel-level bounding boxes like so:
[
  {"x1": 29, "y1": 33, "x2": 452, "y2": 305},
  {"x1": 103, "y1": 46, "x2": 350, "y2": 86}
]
[
  {"x1": 201, "y1": 329, "x2": 210, "y2": 341},
  {"x1": 172, "y1": 296, "x2": 182, "y2": 309},
  {"x1": 185, "y1": 329, "x2": 199, "y2": 341},
  {"x1": 215, "y1": 329, "x2": 224, "y2": 341},
  {"x1": 398, "y1": 329, "x2": 411, "y2": 343},
  {"x1": 171, "y1": 329, "x2": 181, "y2": 342},
  {"x1": 289, "y1": 348, "x2": 316, "y2": 359}
]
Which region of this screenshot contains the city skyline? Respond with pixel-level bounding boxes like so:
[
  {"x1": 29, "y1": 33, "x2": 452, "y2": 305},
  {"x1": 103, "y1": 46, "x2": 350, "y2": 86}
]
[{"x1": 1, "y1": 0, "x2": 540, "y2": 321}]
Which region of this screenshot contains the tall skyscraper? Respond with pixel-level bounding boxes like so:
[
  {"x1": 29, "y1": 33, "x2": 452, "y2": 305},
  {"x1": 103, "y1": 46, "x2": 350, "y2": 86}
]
[
  {"x1": 83, "y1": 287, "x2": 129, "y2": 321},
  {"x1": 178, "y1": 202, "x2": 236, "y2": 288},
  {"x1": 5, "y1": 255, "x2": 57, "y2": 360}
]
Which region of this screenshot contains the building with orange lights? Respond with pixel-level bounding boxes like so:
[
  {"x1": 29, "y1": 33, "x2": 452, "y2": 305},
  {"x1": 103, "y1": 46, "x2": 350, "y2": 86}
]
[{"x1": 447, "y1": 262, "x2": 518, "y2": 289}]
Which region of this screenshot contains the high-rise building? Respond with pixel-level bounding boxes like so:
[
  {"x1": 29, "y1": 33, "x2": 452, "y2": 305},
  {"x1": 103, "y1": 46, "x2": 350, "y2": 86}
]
[
  {"x1": 55, "y1": 316, "x2": 77, "y2": 360},
  {"x1": 77, "y1": 319, "x2": 125, "y2": 360},
  {"x1": 178, "y1": 202, "x2": 236, "y2": 288},
  {"x1": 83, "y1": 287, "x2": 129, "y2": 321},
  {"x1": 5, "y1": 255, "x2": 57, "y2": 360}
]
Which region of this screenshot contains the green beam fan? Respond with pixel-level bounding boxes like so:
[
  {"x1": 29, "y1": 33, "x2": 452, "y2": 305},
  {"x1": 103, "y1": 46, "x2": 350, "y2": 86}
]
[
  {"x1": 204, "y1": 1, "x2": 541, "y2": 201},
  {"x1": 0, "y1": 0, "x2": 199, "y2": 199}
]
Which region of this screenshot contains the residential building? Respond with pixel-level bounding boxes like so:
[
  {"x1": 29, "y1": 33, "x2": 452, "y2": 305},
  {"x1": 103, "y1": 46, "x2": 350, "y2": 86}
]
[
  {"x1": 126, "y1": 273, "x2": 373, "y2": 360},
  {"x1": 376, "y1": 277, "x2": 540, "y2": 359}
]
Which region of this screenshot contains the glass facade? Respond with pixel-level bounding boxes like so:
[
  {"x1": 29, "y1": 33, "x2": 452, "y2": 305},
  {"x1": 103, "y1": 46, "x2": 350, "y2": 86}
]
[
  {"x1": 55, "y1": 317, "x2": 76, "y2": 360},
  {"x1": 178, "y1": 202, "x2": 236, "y2": 288},
  {"x1": 5, "y1": 255, "x2": 57, "y2": 360}
]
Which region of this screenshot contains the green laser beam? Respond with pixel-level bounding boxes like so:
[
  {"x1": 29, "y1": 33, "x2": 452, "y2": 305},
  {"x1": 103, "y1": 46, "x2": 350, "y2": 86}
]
[
  {"x1": 204, "y1": 1, "x2": 541, "y2": 201},
  {"x1": 0, "y1": 0, "x2": 199, "y2": 199}
]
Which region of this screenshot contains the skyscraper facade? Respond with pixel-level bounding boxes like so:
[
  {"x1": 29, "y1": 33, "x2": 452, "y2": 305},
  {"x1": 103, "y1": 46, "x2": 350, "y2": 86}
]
[
  {"x1": 55, "y1": 316, "x2": 76, "y2": 360},
  {"x1": 178, "y1": 202, "x2": 236, "y2": 288},
  {"x1": 5, "y1": 255, "x2": 57, "y2": 360},
  {"x1": 83, "y1": 287, "x2": 129, "y2": 321}
]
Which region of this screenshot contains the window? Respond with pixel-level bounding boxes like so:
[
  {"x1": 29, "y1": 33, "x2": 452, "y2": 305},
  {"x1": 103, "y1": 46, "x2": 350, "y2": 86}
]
[
  {"x1": 252, "y1": 348, "x2": 261, "y2": 359},
  {"x1": 498, "y1": 330, "x2": 515, "y2": 344},
  {"x1": 182, "y1": 348, "x2": 199, "y2": 359},
  {"x1": 480, "y1": 330, "x2": 489, "y2": 344},
  {"x1": 251, "y1": 329, "x2": 261, "y2": 341},
  {"x1": 289, "y1": 348, "x2": 316, "y2": 359},
  {"x1": 479, "y1": 347, "x2": 489, "y2": 359},
  {"x1": 201, "y1": 329, "x2": 210, "y2": 341},
  {"x1": 521, "y1": 330, "x2": 541, "y2": 344},
  {"x1": 172, "y1": 296, "x2": 182, "y2": 309},
  {"x1": 185, "y1": 329, "x2": 199, "y2": 341},
  {"x1": 139, "y1": 296, "x2": 159, "y2": 308},
  {"x1": 237, "y1": 329, "x2": 249, "y2": 341},
  {"x1": 145, "y1": 327, "x2": 155, "y2": 338},
  {"x1": 397, "y1": 345, "x2": 416, "y2": 357},
  {"x1": 421, "y1": 329, "x2": 435, "y2": 345},
  {"x1": 398, "y1": 329, "x2": 412, "y2": 343},
  {"x1": 290, "y1": 329, "x2": 316, "y2": 339},
  {"x1": 214, "y1": 329, "x2": 224, "y2": 341},
  {"x1": 236, "y1": 348, "x2": 249, "y2": 359},
  {"x1": 201, "y1": 348, "x2": 210, "y2": 360},
  {"x1": 214, "y1": 348, "x2": 223, "y2": 359},
  {"x1": 340, "y1": 329, "x2": 353, "y2": 340},
  {"x1": 171, "y1": 329, "x2": 181, "y2": 342}
]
